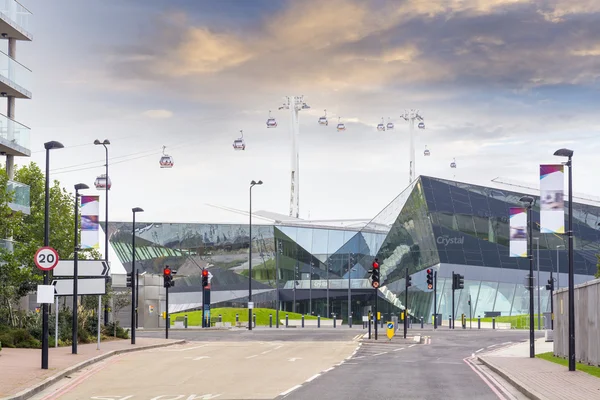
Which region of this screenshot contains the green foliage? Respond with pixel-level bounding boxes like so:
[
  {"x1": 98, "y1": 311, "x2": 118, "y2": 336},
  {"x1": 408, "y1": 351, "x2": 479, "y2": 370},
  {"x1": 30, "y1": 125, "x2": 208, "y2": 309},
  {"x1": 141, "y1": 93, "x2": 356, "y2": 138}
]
[
  {"x1": 595, "y1": 254, "x2": 600, "y2": 279},
  {"x1": 537, "y1": 352, "x2": 600, "y2": 378}
]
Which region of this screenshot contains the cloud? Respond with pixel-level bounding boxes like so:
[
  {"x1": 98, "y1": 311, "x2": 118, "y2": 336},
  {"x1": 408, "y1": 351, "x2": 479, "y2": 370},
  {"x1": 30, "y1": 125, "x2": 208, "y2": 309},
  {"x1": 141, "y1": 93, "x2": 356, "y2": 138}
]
[{"x1": 142, "y1": 109, "x2": 173, "y2": 119}]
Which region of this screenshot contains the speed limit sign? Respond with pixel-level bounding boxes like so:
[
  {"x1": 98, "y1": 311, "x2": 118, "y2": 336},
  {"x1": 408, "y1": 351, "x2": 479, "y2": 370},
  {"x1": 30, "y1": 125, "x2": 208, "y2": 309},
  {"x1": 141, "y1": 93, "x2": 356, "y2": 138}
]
[{"x1": 34, "y1": 247, "x2": 59, "y2": 271}]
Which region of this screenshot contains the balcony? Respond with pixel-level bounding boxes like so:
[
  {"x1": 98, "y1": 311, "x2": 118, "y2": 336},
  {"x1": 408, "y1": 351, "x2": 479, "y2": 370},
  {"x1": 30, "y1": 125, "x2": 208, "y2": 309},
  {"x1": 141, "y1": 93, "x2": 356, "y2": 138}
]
[
  {"x1": 7, "y1": 179, "x2": 29, "y2": 214},
  {"x1": 0, "y1": 0, "x2": 32, "y2": 41},
  {"x1": 0, "y1": 112, "x2": 29, "y2": 155},
  {"x1": 0, "y1": 50, "x2": 30, "y2": 98}
]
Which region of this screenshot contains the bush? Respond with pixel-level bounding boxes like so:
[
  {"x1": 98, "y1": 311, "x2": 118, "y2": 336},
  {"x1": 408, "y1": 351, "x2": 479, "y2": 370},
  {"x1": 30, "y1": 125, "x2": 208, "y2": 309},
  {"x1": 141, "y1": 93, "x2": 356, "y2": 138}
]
[
  {"x1": 0, "y1": 327, "x2": 40, "y2": 348},
  {"x1": 103, "y1": 322, "x2": 129, "y2": 339}
]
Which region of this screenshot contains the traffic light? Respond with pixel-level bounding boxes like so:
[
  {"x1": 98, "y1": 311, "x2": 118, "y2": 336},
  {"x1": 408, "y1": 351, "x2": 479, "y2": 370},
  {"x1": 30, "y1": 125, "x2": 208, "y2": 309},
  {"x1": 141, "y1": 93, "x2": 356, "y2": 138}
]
[
  {"x1": 457, "y1": 274, "x2": 464, "y2": 290},
  {"x1": 163, "y1": 266, "x2": 174, "y2": 288},
  {"x1": 202, "y1": 269, "x2": 209, "y2": 287},
  {"x1": 406, "y1": 274, "x2": 412, "y2": 288},
  {"x1": 426, "y1": 269, "x2": 433, "y2": 290},
  {"x1": 370, "y1": 259, "x2": 380, "y2": 288},
  {"x1": 546, "y1": 278, "x2": 554, "y2": 291},
  {"x1": 126, "y1": 272, "x2": 132, "y2": 288}
]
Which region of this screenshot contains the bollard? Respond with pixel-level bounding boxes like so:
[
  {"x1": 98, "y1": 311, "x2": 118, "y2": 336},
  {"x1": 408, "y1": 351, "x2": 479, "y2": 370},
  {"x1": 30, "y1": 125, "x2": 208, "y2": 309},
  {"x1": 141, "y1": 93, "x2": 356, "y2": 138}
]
[
  {"x1": 449, "y1": 315, "x2": 452, "y2": 329},
  {"x1": 381, "y1": 318, "x2": 384, "y2": 329},
  {"x1": 420, "y1": 317, "x2": 424, "y2": 329},
  {"x1": 302, "y1": 314, "x2": 305, "y2": 328},
  {"x1": 333, "y1": 314, "x2": 337, "y2": 328},
  {"x1": 478, "y1": 317, "x2": 481, "y2": 329},
  {"x1": 253, "y1": 313, "x2": 256, "y2": 328},
  {"x1": 184, "y1": 315, "x2": 188, "y2": 329},
  {"x1": 236, "y1": 314, "x2": 239, "y2": 324},
  {"x1": 318, "y1": 315, "x2": 321, "y2": 328},
  {"x1": 492, "y1": 317, "x2": 495, "y2": 330},
  {"x1": 286, "y1": 314, "x2": 289, "y2": 327},
  {"x1": 269, "y1": 314, "x2": 273, "y2": 328},
  {"x1": 218, "y1": 314, "x2": 222, "y2": 323},
  {"x1": 349, "y1": 313, "x2": 352, "y2": 328}
]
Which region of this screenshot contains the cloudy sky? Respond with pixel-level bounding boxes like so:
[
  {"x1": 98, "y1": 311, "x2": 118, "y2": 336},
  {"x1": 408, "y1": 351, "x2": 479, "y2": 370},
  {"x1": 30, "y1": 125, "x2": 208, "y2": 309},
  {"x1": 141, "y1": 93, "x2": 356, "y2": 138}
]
[{"x1": 9, "y1": 0, "x2": 600, "y2": 223}]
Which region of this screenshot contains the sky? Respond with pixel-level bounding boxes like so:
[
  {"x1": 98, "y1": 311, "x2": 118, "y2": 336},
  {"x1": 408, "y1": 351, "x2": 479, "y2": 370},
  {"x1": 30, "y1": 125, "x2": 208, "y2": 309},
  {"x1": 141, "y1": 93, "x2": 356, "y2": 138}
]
[{"x1": 7, "y1": 0, "x2": 600, "y2": 224}]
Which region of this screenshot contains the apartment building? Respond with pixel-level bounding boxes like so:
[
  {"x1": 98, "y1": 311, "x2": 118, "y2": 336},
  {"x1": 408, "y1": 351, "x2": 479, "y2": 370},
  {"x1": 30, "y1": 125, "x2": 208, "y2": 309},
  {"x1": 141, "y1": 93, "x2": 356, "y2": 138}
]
[{"x1": 0, "y1": 0, "x2": 31, "y2": 232}]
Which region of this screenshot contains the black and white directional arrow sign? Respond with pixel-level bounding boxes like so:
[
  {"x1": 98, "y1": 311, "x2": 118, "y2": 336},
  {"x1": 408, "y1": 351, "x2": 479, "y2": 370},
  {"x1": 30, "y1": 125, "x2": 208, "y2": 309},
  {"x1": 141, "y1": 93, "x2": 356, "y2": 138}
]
[
  {"x1": 52, "y1": 278, "x2": 106, "y2": 296},
  {"x1": 53, "y1": 260, "x2": 110, "y2": 278}
]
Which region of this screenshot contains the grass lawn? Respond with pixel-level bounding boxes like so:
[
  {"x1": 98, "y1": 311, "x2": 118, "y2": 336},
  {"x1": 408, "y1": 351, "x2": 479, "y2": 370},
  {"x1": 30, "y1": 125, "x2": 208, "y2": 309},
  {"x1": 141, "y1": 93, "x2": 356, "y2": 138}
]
[
  {"x1": 170, "y1": 307, "x2": 330, "y2": 326},
  {"x1": 467, "y1": 314, "x2": 544, "y2": 329},
  {"x1": 537, "y1": 352, "x2": 600, "y2": 378}
]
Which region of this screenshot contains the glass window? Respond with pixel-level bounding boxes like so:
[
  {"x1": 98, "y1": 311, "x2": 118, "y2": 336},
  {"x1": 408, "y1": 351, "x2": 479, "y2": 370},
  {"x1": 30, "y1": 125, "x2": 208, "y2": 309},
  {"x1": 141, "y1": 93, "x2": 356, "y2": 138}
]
[{"x1": 473, "y1": 281, "x2": 498, "y2": 317}]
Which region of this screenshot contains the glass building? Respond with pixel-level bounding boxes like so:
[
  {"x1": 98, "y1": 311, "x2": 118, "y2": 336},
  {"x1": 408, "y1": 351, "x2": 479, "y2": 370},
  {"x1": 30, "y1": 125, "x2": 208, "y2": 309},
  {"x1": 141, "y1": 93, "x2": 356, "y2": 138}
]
[{"x1": 108, "y1": 176, "x2": 600, "y2": 324}]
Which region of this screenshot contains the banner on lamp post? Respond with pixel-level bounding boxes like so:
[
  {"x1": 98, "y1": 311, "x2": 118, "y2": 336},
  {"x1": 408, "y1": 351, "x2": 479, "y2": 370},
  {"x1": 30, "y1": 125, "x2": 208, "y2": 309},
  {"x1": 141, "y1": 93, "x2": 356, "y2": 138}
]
[
  {"x1": 81, "y1": 195, "x2": 100, "y2": 249},
  {"x1": 540, "y1": 164, "x2": 565, "y2": 234},
  {"x1": 509, "y1": 207, "x2": 527, "y2": 258}
]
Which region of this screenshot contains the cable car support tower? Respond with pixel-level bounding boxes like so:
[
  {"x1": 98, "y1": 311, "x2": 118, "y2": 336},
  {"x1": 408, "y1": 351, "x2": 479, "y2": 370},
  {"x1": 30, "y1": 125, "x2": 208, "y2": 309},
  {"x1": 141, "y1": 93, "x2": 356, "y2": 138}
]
[
  {"x1": 278, "y1": 96, "x2": 310, "y2": 218},
  {"x1": 401, "y1": 109, "x2": 424, "y2": 184}
]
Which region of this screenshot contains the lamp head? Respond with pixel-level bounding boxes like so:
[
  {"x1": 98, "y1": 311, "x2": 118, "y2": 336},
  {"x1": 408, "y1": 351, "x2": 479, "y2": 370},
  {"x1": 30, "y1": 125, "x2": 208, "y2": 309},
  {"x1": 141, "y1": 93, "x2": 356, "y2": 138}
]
[
  {"x1": 44, "y1": 141, "x2": 64, "y2": 150},
  {"x1": 553, "y1": 148, "x2": 574, "y2": 158},
  {"x1": 519, "y1": 195, "x2": 534, "y2": 206},
  {"x1": 74, "y1": 183, "x2": 89, "y2": 191},
  {"x1": 132, "y1": 207, "x2": 144, "y2": 213}
]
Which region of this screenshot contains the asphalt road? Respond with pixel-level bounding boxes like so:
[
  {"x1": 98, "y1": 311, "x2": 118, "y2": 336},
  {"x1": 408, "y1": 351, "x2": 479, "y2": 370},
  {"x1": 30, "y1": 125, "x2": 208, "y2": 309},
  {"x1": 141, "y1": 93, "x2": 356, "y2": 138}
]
[
  {"x1": 281, "y1": 329, "x2": 538, "y2": 400},
  {"x1": 136, "y1": 326, "x2": 365, "y2": 342}
]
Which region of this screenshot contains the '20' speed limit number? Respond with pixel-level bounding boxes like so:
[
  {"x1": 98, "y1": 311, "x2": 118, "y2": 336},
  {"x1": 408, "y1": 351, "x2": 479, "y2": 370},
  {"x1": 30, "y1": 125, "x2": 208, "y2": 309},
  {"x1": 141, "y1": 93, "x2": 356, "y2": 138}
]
[{"x1": 34, "y1": 247, "x2": 59, "y2": 271}]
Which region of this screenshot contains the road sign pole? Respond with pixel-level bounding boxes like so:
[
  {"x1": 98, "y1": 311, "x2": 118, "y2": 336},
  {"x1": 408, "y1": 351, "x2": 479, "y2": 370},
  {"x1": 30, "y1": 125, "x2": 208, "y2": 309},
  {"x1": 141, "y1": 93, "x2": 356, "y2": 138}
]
[
  {"x1": 35, "y1": 246, "x2": 60, "y2": 368},
  {"x1": 452, "y1": 271, "x2": 455, "y2": 330},
  {"x1": 165, "y1": 283, "x2": 169, "y2": 339},
  {"x1": 404, "y1": 268, "x2": 408, "y2": 339},
  {"x1": 374, "y1": 288, "x2": 378, "y2": 340},
  {"x1": 72, "y1": 190, "x2": 80, "y2": 355}
]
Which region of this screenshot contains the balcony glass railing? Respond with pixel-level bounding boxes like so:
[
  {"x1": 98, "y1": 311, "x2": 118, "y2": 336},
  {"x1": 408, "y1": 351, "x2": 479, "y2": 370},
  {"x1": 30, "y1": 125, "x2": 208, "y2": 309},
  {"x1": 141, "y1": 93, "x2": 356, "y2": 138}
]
[
  {"x1": 0, "y1": 0, "x2": 31, "y2": 33},
  {"x1": 0, "y1": 112, "x2": 29, "y2": 151},
  {"x1": 7, "y1": 179, "x2": 29, "y2": 214},
  {"x1": 0, "y1": 50, "x2": 31, "y2": 96}
]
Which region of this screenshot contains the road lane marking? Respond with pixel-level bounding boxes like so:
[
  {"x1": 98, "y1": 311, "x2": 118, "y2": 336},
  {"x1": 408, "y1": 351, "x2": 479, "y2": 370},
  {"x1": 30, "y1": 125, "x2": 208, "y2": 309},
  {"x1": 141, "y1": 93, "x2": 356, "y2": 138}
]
[
  {"x1": 323, "y1": 367, "x2": 335, "y2": 372},
  {"x1": 393, "y1": 347, "x2": 405, "y2": 351},
  {"x1": 409, "y1": 344, "x2": 416, "y2": 348},
  {"x1": 372, "y1": 352, "x2": 388, "y2": 356},
  {"x1": 353, "y1": 355, "x2": 365, "y2": 359},
  {"x1": 280, "y1": 384, "x2": 303, "y2": 396},
  {"x1": 288, "y1": 358, "x2": 302, "y2": 362},
  {"x1": 476, "y1": 348, "x2": 484, "y2": 353},
  {"x1": 487, "y1": 344, "x2": 499, "y2": 348},
  {"x1": 246, "y1": 355, "x2": 258, "y2": 359},
  {"x1": 261, "y1": 350, "x2": 272, "y2": 354},
  {"x1": 171, "y1": 344, "x2": 209, "y2": 352},
  {"x1": 306, "y1": 373, "x2": 321, "y2": 382},
  {"x1": 464, "y1": 357, "x2": 511, "y2": 400},
  {"x1": 502, "y1": 342, "x2": 512, "y2": 345}
]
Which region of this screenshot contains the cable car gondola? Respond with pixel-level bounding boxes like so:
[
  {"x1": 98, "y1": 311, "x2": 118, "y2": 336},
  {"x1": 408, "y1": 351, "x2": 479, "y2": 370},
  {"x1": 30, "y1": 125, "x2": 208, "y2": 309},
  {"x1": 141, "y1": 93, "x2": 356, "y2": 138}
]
[
  {"x1": 318, "y1": 109, "x2": 328, "y2": 126},
  {"x1": 336, "y1": 117, "x2": 346, "y2": 132},
  {"x1": 418, "y1": 122, "x2": 425, "y2": 129},
  {"x1": 424, "y1": 145, "x2": 430, "y2": 156},
  {"x1": 450, "y1": 158, "x2": 457, "y2": 168},
  {"x1": 377, "y1": 117, "x2": 386, "y2": 131},
  {"x1": 233, "y1": 130, "x2": 246, "y2": 151},
  {"x1": 266, "y1": 110, "x2": 277, "y2": 128},
  {"x1": 94, "y1": 174, "x2": 111, "y2": 190},
  {"x1": 386, "y1": 118, "x2": 394, "y2": 130},
  {"x1": 159, "y1": 146, "x2": 174, "y2": 168}
]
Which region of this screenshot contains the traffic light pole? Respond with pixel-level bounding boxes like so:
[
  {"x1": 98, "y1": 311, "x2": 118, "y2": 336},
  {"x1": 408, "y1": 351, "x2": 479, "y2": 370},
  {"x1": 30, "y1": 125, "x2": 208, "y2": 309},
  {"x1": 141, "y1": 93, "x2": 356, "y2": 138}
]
[
  {"x1": 374, "y1": 288, "x2": 378, "y2": 340},
  {"x1": 549, "y1": 271, "x2": 554, "y2": 330},
  {"x1": 165, "y1": 284, "x2": 169, "y2": 339},
  {"x1": 404, "y1": 268, "x2": 408, "y2": 339},
  {"x1": 451, "y1": 271, "x2": 455, "y2": 329},
  {"x1": 469, "y1": 294, "x2": 472, "y2": 329},
  {"x1": 433, "y1": 271, "x2": 437, "y2": 329}
]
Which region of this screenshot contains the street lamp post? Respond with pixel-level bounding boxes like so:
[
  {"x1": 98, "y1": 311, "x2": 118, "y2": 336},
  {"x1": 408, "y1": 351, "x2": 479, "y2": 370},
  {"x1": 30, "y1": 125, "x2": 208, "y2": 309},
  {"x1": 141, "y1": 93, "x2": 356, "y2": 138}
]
[
  {"x1": 94, "y1": 139, "x2": 110, "y2": 324},
  {"x1": 347, "y1": 254, "x2": 353, "y2": 326},
  {"x1": 248, "y1": 180, "x2": 262, "y2": 331},
  {"x1": 131, "y1": 207, "x2": 144, "y2": 344},
  {"x1": 520, "y1": 195, "x2": 535, "y2": 358},
  {"x1": 42, "y1": 141, "x2": 64, "y2": 369},
  {"x1": 554, "y1": 148, "x2": 575, "y2": 371},
  {"x1": 534, "y1": 237, "x2": 541, "y2": 330},
  {"x1": 72, "y1": 183, "x2": 89, "y2": 355}
]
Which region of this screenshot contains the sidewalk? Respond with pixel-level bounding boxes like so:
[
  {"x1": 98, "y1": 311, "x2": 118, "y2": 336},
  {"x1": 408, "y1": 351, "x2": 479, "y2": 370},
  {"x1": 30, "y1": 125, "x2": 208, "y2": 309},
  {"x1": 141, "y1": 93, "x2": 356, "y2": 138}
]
[
  {"x1": 479, "y1": 338, "x2": 600, "y2": 400},
  {"x1": 0, "y1": 337, "x2": 184, "y2": 400}
]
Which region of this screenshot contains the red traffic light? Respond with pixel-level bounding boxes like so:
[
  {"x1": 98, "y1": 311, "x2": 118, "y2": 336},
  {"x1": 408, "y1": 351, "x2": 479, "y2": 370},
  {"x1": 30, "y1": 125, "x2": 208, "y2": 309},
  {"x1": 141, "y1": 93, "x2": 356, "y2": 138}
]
[
  {"x1": 202, "y1": 269, "x2": 209, "y2": 277},
  {"x1": 427, "y1": 269, "x2": 432, "y2": 274},
  {"x1": 372, "y1": 262, "x2": 379, "y2": 269},
  {"x1": 427, "y1": 284, "x2": 433, "y2": 289},
  {"x1": 372, "y1": 281, "x2": 380, "y2": 288},
  {"x1": 164, "y1": 268, "x2": 171, "y2": 276}
]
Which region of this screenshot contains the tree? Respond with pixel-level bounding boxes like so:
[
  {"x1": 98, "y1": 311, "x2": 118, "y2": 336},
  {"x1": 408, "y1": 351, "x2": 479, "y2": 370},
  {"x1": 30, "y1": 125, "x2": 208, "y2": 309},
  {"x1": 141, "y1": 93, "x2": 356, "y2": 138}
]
[
  {"x1": 595, "y1": 254, "x2": 600, "y2": 279},
  {"x1": 0, "y1": 162, "x2": 99, "y2": 327},
  {"x1": 111, "y1": 290, "x2": 131, "y2": 337}
]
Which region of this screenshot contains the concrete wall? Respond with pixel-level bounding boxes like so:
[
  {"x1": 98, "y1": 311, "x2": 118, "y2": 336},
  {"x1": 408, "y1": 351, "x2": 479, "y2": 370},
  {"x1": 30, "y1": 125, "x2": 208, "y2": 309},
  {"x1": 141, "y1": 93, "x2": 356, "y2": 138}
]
[{"x1": 554, "y1": 277, "x2": 600, "y2": 366}]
